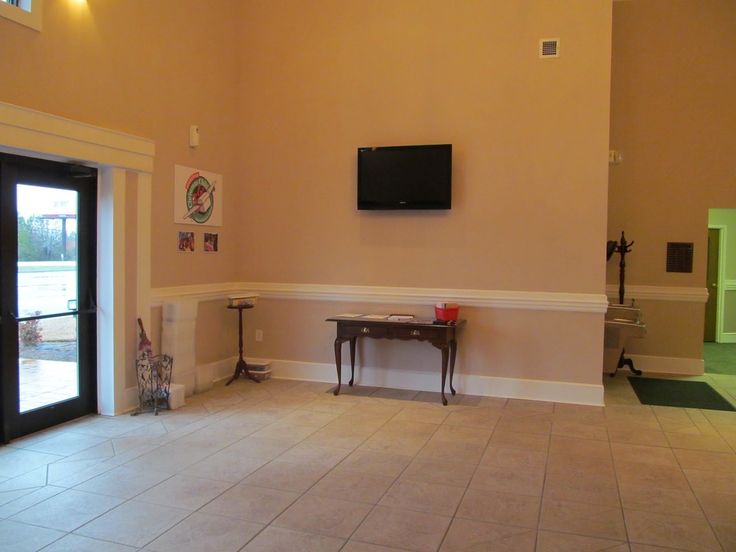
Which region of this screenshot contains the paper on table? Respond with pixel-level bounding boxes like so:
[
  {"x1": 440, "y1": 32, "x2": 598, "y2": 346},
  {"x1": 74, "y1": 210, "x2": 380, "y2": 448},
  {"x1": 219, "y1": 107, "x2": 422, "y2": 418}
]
[
  {"x1": 362, "y1": 314, "x2": 390, "y2": 320},
  {"x1": 337, "y1": 313, "x2": 363, "y2": 318}
]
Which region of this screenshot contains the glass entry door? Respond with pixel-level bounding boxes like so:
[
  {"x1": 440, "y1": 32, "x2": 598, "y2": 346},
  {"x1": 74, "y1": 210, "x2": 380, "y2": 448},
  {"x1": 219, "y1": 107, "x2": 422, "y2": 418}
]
[{"x1": 0, "y1": 154, "x2": 97, "y2": 442}]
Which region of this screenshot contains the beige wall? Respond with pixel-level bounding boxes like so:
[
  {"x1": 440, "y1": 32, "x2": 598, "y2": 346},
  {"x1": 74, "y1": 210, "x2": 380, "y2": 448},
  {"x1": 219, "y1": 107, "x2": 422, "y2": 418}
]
[
  {"x1": 232, "y1": 1, "x2": 613, "y2": 387},
  {"x1": 1, "y1": 1, "x2": 614, "y2": 392},
  {"x1": 236, "y1": 0, "x2": 611, "y2": 293},
  {"x1": 608, "y1": 0, "x2": 736, "y2": 361},
  {"x1": 0, "y1": 0, "x2": 241, "y2": 288}
]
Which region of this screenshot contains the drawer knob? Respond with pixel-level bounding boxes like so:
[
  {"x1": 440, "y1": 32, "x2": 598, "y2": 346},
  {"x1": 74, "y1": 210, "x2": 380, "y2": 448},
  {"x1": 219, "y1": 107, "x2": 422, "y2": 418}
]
[
  {"x1": 410, "y1": 329, "x2": 420, "y2": 336},
  {"x1": 361, "y1": 327, "x2": 370, "y2": 334}
]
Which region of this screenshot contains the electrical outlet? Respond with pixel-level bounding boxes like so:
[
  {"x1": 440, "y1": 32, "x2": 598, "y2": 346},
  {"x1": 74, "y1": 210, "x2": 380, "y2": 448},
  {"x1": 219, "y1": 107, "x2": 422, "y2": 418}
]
[{"x1": 255, "y1": 329, "x2": 263, "y2": 342}]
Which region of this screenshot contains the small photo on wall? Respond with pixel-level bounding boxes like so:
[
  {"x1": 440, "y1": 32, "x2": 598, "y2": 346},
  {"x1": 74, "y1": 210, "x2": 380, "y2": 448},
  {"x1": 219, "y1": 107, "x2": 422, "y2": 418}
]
[
  {"x1": 204, "y1": 232, "x2": 219, "y2": 252},
  {"x1": 177, "y1": 231, "x2": 195, "y2": 252}
]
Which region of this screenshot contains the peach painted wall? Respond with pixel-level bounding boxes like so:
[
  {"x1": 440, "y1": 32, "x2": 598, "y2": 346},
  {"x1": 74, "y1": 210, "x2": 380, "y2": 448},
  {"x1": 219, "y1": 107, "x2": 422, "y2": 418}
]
[
  {"x1": 0, "y1": 0, "x2": 241, "y2": 288},
  {"x1": 234, "y1": 1, "x2": 613, "y2": 387},
  {"x1": 0, "y1": 2, "x2": 615, "y2": 392},
  {"x1": 608, "y1": 0, "x2": 736, "y2": 361},
  {"x1": 237, "y1": 1, "x2": 611, "y2": 293}
]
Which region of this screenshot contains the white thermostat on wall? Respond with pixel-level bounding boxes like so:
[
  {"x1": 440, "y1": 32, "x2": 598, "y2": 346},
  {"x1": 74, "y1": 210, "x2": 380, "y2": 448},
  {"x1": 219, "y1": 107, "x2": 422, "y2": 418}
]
[{"x1": 189, "y1": 125, "x2": 200, "y2": 148}]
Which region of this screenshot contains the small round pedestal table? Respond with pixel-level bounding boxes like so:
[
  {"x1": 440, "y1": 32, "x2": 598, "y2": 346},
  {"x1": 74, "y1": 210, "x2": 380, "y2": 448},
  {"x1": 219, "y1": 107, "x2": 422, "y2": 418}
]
[{"x1": 225, "y1": 304, "x2": 260, "y2": 385}]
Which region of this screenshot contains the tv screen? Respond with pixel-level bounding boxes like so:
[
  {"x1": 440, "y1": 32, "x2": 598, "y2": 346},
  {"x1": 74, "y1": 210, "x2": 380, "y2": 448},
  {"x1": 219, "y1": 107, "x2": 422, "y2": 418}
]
[{"x1": 357, "y1": 144, "x2": 452, "y2": 210}]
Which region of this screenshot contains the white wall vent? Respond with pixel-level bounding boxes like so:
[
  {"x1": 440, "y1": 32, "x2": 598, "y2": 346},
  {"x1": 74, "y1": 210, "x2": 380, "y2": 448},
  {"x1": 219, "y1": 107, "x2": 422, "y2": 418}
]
[{"x1": 539, "y1": 38, "x2": 560, "y2": 58}]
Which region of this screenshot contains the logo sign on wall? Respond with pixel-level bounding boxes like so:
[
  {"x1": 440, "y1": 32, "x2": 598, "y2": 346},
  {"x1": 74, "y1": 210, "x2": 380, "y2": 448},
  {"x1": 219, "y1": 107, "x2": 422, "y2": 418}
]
[{"x1": 174, "y1": 165, "x2": 223, "y2": 226}]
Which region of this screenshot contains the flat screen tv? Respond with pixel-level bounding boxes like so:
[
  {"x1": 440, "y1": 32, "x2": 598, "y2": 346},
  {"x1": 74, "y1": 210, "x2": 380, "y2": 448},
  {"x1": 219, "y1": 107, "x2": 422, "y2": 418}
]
[{"x1": 357, "y1": 144, "x2": 452, "y2": 210}]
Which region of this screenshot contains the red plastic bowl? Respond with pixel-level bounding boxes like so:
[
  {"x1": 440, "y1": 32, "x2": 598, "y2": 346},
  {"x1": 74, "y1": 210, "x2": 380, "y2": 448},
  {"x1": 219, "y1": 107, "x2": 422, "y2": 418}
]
[{"x1": 435, "y1": 306, "x2": 459, "y2": 322}]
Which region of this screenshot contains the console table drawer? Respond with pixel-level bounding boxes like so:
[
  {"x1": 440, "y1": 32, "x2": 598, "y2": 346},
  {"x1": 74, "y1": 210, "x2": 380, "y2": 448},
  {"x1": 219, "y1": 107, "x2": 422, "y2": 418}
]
[
  {"x1": 339, "y1": 325, "x2": 388, "y2": 339},
  {"x1": 389, "y1": 326, "x2": 442, "y2": 341}
]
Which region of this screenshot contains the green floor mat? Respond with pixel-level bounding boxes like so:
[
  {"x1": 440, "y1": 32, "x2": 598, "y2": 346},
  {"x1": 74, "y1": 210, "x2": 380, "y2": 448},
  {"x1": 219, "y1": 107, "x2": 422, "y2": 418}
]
[
  {"x1": 703, "y1": 342, "x2": 736, "y2": 375},
  {"x1": 628, "y1": 377, "x2": 735, "y2": 411}
]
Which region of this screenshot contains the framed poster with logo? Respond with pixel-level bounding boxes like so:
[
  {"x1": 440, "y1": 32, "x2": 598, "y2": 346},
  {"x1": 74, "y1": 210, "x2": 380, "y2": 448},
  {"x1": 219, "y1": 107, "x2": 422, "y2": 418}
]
[{"x1": 174, "y1": 165, "x2": 223, "y2": 226}]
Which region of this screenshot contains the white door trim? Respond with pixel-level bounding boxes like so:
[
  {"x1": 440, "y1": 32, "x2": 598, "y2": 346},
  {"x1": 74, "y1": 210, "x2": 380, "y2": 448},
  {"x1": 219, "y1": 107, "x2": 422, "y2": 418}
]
[{"x1": 0, "y1": 100, "x2": 155, "y2": 415}]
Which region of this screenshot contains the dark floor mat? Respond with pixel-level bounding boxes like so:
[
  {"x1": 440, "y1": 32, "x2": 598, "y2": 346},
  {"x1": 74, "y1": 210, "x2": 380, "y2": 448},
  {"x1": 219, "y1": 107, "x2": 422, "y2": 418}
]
[{"x1": 628, "y1": 377, "x2": 735, "y2": 411}]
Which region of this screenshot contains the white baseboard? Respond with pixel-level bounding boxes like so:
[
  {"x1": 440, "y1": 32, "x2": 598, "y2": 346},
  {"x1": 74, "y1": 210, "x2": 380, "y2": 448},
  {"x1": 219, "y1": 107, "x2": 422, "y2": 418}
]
[
  {"x1": 248, "y1": 357, "x2": 604, "y2": 406},
  {"x1": 718, "y1": 333, "x2": 736, "y2": 344},
  {"x1": 123, "y1": 386, "x2": 140, "y2": 414},
  {"x1": 122, "y1": 356, "x2": 605, "y2": 408},
  {"x1": 628, "y1": 354, "x2": 704, "y2": 376}
]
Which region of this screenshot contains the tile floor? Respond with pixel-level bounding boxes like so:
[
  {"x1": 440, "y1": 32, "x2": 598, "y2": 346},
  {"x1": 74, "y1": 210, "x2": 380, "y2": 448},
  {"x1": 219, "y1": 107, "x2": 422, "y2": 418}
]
[{"x1": 0, "y1": 376, "x2": 735, "y2": 551}]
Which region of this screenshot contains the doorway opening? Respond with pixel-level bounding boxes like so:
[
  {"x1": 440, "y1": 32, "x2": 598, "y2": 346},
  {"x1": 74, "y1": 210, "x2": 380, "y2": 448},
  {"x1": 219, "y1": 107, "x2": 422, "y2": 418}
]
[
  {"x1": 704, "y1": 209, "x2": 736, "y2": 376},
  {"x1": 0, "y1": 153, "x2": 98, "y2": 441}
]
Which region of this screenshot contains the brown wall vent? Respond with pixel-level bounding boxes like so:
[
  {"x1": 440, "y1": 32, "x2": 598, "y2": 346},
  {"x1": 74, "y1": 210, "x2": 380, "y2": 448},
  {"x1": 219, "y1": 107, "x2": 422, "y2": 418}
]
[
  {"x1": 539, "y1": 38, "x2": 560, "y2": 58},
  {"x1": 666, "y1": 242, "x2": 694, "y2": 273}
]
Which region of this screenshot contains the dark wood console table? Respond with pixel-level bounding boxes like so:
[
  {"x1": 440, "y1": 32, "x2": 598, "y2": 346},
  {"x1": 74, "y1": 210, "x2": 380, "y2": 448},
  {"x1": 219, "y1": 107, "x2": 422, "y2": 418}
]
[{"x1": 326, "y1": 316, "x2": 466, "y2": 405}]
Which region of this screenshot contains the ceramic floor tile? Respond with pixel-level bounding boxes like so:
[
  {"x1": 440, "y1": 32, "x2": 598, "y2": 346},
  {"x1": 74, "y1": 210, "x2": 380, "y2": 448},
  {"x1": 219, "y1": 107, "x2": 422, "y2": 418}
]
[
  {"x1": 308, "y1": 468, "x2": 396, "y2": 504},
  {"x1": 275, "y1": 442, "x2": 351, "y2": 467},
  {"x1": 73, "y1": 465, "x2": 172, "y2": 499},
  {"x1": 353, "y1": 505, "x2": 452, "y2": 552},
  {"x1": 23, "y1": 432, "x2": 109, "y2": 457},
  {"x1": 552, "y1": 420, "x2": 608, "y2": 441},
  {"x1": 240, "y1": 526, "x2": 344, "y2": 552},
  {"x1": 272, "y1": 494, "x2": 372, "y2": 538},
  {"x1": 223, "y1": 436, "x2": 293, "y2": 460},
  {"x1": 431, "y1": 425, "x2": 494, "y2": 445},
  {"x1": 611, "y1": 443, "x2": 678, "y2": 467},
  {"x1": 242, "y1": 460, "x2": 330, "y2": 493},
  {"x1": 544, "y1": 469, "x2": 621, "y2": 507},
  {"x1": 469, "y1": 464, "x2": 544, "y2": 496},
  {"x1": 41, "y1": 533, "x2": 138, "y2": 551},
  {"x1": 442, "y1": 408, "x2": 500, "y2": 429},
  {"x1": 673, "y1": 448, "x2": 736, "y2": 471},
  {"x1": 2, "y1": 378, "x2": 735, "y2": 551},
  {"x1": 665, "y1": 432, "x2": 732, "y2": 452},
  {"x1": 0, "y1": 485, "x2": 66, "y2": 519},
  {"x1": 618, "y1": 483, "x2": 704, "y2": 518},
  {"x1": 335, "y1": 449, "x2": 413, "y2": 478},
  {"x1": 692, "y1": 489, "x2": 736, "y2": 522},
  {"x1": 416, "y1": 438, "x2": 487, "y2": 464},
  {"x1": 181, "y1": 449, "x2": 269, "y2": 482},
  {"x1": 456, "y1": 488, "x2": 541, "y2": 528},
  {"x1": 608, "y1": 427, "x2": 670, "y2": 447},
  {"x1": 399, "y1": 457, "x2": 476, "y2": 488},
  {"x1": 682, "y1": 468, "x2": 736, "y2": 493},
  {"x1": 361, "y1": 432, "x2": 430, "y2": 457},
  {"x1": 135, "y1": 474, "x2": 232, "y2": 511},
  {"x1": 201, "y1": 481, "x2": 299, "y2": 523},
  {"x1": 10, "y1": 488, "x2": 123, "y2": 531},
  {"x1": 616, "y1": 461, "x2": 690, "y2": 492},
  {"x1": 624, "y1": 509, "x2": 722, "y2": 552},
  {"x1": 379, "y1": 479, "x2": 465, "y2": 516},
  {"x1": 479, "y1": 445, "x2": 547, "y2": 471},
  {"x1": 342, "y1": 542, "x2": 413, "y2": 552},
  {"x1": 393, "y1": 406, "x2": 450, "y2": 425},
  {"x1": 145, "y1": 511, "x2": 263, "y2": 552},
  {"x1": 540, "y1": 498, "x2": 627, "y2": 541},
  {"x1": 0, "y1": 519, "x2": 65, "y2": 552},
  {"x1": 439, "y1": 518, "x2": 536, "y2": 551},
  {"x1": 74, "y1": 500, "x2": 191, "y2": 548},
  {"x1": 710, "y1": 520, "x2": 736, "y2": 552},
  {"x1": 536, "y1": 530, "x2": 630, "y2": 552},
  {"x1": 488, "y1": 429, "x2": 550, "y2": 451},
  {"x1": 122, "y1": 443, "x2": 215, "y2": 474},
  {"x1": 0, "y1": 449, "x2": 63, "y2": 479}
]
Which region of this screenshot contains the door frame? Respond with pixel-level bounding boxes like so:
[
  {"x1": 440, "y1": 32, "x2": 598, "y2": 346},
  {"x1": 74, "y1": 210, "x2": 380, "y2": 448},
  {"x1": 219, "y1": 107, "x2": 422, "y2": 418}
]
[
  {"x1": 708, "y1": 224, "x2": 727, "y2": 343},
  {"x1": 0, "y1": 101, "x2": 155, "y2": 422},
  {"x1": 0, "y1": 154, "x2": 98, "y2": 439}
]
